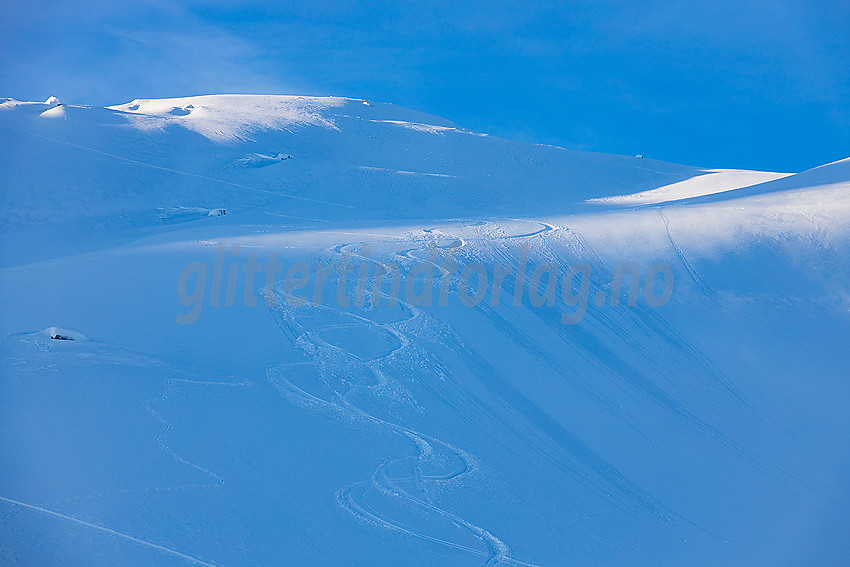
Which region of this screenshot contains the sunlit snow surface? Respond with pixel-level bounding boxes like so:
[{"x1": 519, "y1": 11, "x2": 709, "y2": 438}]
[{"x1": 1, "y1": 95, "x2": 849, "y2": 566}]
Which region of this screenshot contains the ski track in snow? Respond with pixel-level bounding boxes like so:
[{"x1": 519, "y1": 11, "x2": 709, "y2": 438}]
[
  {"x1": 0, "y1": 495, "x2": 220, "y2": 566},
  {"x1": 262, "y1": 216, "x2": 816, "y2": 562},
  {"x1": 262, "y1": 219, "x2": 714, "y2": 563},
  {"x1": 143, "y1": 377, "x2": 251, "y2": 491},
  {"x1": 1, "y1": 366, "x2": 249, "y2": 565},
  {"x1": 266, "y1": 233, "x2": 541, "y2": 566},
  {"x1": 273, "y1": 222, "x2": 664, "y2": 562}
]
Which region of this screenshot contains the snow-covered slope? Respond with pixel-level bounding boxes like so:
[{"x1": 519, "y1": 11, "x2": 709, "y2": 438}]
[
  {"x1": 1, "y1": 95, "x2": 848, "y2": 566},
  {"x1": 0, "y1": 95, "x2": 754, "y2": 252}
]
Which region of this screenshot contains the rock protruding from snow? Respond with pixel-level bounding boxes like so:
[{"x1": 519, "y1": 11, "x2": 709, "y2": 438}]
[{"x1": 41, "y1": 327, "x2": 88, "y2": 341}]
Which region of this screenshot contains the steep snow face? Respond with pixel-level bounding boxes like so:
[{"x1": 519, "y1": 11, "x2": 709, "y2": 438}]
[{"x1": 1, "y1": 95, "x2": 849, "y2": 567}]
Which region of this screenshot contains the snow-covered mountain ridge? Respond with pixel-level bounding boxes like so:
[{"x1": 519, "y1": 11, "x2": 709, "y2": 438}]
[{"x1": 0, "y1": 94, "x2": 802, "y2": 224}]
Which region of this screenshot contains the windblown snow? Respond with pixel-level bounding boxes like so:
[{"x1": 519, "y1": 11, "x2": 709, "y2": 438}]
[{"x1": 1, "y1": 94, "x2": 848, "y2": 566}]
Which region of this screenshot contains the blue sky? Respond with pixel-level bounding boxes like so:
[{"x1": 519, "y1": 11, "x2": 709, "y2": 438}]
[{"x1": 2, "y1": 0, "x2": 848, "y2": 172}]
